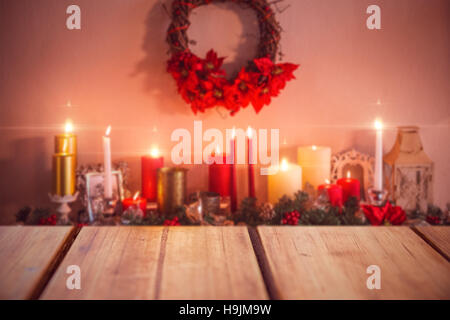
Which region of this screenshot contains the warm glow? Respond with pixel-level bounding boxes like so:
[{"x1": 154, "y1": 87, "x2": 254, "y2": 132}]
[
  {"x1": 105, "y1": 125, "x2": 111, "y2": 137},
  {"x1": 64, "y1": 120, "x2": 73, "y2": 133},
  {"x1": 247, "y1": 126, "x2": 252, "y2": 138},
  {"x1": 232, "y1": 127, "x2": 236, "y2": 139},
  {"x1": 66, "y1": 100, "x2": 72, "y2": 108},
  {"x1": 215, "y1": 144, "x2": 221, "y2": 155},
  {"x1": 312, "y1": 145, "x2": 317, "y2": 151},
  {"x1": 150, "y1": 146, "x2": 160, "y2": 158},
  {"x1": 62, "y1": 140, "x2": 68, "y2": 153},
  {"x1": 133, "y1": 191, "x2": 140, "y2": 201},
  {"x1": 325, "y1": 179, "x2": 330, "y2": 184},
  {"x1": 347, "y1": 171, "x2": 351, "y2": 179},
  {"x1": 374, "y1": 119, "x2": 383, "y2": 130},
  {"x1": 281, "y1": 158, "x2": 289, "y2": 171}
]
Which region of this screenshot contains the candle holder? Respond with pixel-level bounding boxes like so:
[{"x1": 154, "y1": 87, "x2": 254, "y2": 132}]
[
  {"x1": 48, "y1": 192, "x2": 79, "y2": 224},
  {"x1": 367, "y1": 188, "x2": 388, "y2": 206}
]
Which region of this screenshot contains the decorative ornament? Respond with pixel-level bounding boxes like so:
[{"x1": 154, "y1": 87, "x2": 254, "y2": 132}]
[
  {"x1": 166, "y1": 0, "x2": 299, "y2": 115},
  {"x1": 384, "y1": 126, "x2": 433, "y2": 215},
  {"x1": 281, "y1": 210, "x2": 300, "y2": 225}
]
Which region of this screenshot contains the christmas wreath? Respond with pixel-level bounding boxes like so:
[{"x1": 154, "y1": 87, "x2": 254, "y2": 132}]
[{"x1": 166, "y1": 0, "x2": 299, "y2": 115}]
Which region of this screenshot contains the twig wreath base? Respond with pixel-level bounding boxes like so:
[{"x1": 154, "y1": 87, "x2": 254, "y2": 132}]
[{"x1": 166, "y1": 0, "x2": 299, "y2": 115}]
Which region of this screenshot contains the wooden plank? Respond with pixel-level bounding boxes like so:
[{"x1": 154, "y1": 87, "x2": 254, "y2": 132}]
[
  {"x1": 41, "y1": 227, "x2": 163, "y2": 299},
  {"x1": 158, "y1": 227, "x2": 268, "y2": 299},
  {"x1": 0, "y1": 226, "x2": 75, "y2": 299},
  {"x1": 257, "y1": 226, "x2": 450, "y2": 299},
  {"x1": 413, "y1": 226, "x2": 450, "y2": 260}
]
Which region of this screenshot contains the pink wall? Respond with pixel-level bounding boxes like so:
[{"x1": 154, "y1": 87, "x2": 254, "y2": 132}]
[{"x1": 0, "y1": 0, "x2": 449, "y2": 223}]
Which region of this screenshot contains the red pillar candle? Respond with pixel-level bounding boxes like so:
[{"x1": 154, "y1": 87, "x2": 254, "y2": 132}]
[
  {"x1": 229, "y1": 130, "x2": 237, "y2": 212},
  {"x1": 141, "y1": 147, "x2": 164, "y2": 202},
  {"x1": 122, "y1": 192, "x2": 147, "y2": 213},
  {"x1": 318, "y1": 180, "x2": 343, "y2": 207},
  {"x1": 337, "y1": 171, "x2": 361, "y2": 204},
  {"x1": 208, "y1": 151, "x2": 231, "y2": 197},
  {"x1": 247, "y1": 127, "x2": 256, "y2": 198}
]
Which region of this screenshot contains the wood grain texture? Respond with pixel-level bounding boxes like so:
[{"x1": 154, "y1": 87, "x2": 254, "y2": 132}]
[
  {"x1": 0, "y1": 226, "x2": 75, "y2": 299},
  {"x1": 258, "y1": 226, "x2": 450, "y2": 300},
  {"x1": 414, "y1": 226, "x2": 450, "y2": 260},
  {"x1": 159, "y1": 227, "x2": 268, "y2": 299},
  {"x1": 41, "y1": 227, "x2": 163, "y2": 299}
]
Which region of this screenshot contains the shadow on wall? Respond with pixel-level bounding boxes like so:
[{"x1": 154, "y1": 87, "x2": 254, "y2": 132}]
[
  {"x1": 0, "y1": 137, "x2": 50, "y2": 224},
  {"x1": 132, "y1": 0, "x2": 259, "y2": 117}
]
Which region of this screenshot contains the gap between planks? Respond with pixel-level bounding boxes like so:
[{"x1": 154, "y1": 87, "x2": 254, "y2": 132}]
[
  {"x1": 247, "y1": 227, "x2": 281, "y2": 300},
  {"x1": 411, "y1": 226, "x2": 450, "y2": 262},
  {"x1": 28, "y1": 226, "x2": 81, "y2": 300}
]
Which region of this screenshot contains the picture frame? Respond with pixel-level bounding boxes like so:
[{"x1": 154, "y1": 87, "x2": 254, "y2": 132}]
[{"x1": 76, "y1": 161, "x2": 130, "y2": 221}]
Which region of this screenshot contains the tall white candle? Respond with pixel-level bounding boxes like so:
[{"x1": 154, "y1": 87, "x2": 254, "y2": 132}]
[
  {"x1": 374, "y1": 119, "x2": 383, "y2": 190},
  {"x1": 103, "y1": 125, "x2": 113, "y2": 199}
]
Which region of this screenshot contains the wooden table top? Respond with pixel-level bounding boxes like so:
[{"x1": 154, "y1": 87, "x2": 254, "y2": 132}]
[{"x1": 0, "y1": 226, "x2": 448, "y2": 300}]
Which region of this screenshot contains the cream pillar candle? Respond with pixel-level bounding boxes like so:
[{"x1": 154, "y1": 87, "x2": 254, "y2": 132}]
[
  {"x1": 268, "y1": 158, "x2": 302, "y2": 203},
  {"x1": 297, "y1": 145, "x2": 331, "y2": 189}
]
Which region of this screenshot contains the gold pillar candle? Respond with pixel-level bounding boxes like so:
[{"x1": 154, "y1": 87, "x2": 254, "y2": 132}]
[
  {"x1": 157, "y1": 167, "x2": 188, "y2": 215},
  {"x1": 52, "y1": 119, "x2": 77, "y2": 196},
  {"x1": 52, "y1": 153, "x2": 76, "y2": 196},
  {"x1": 55, "y1": 133, "x2": 77, "y2": 155}
]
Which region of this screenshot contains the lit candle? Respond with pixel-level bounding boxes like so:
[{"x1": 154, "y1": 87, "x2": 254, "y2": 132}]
[
  {"x1": 297, "y1": 145, "x2": 331, "y2": 189},
  {"x1": 208, "y1": 145, "x2": 231, "y2": 198},
  {"x1": 141, "y1": 145, "x2": 164, "y2": 202},
  {"x1": 103, "y1": 125, "x2": 113, "y2": 199},
  {"x1": 374, "y1": 119, "x2": 383, "y2": 190},
  {"x1": 229, "y1": 127, "x2": 237, "y2": 212},
  {"x1": 52, "y1": 119, "x2": 77, "y2": 196},
  {"x1": 268, "y1": 158, "x2": 302, "y2": 203},
  {"x1": 247, "y1": 126, "x2": 256, "y2": 198},
  {"x1": 337, "y1": 171, "x2": 361, "y2": 204},
  {"x1": 318, "y1": 179, "x2": 343, "y2": 207},
  {"x1": 122, "y1": 191, "x2": 147, "y2": 214}
]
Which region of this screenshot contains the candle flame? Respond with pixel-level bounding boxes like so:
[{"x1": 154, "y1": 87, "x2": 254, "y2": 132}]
[
  {"x1": 312, "y1": 145, "x2": 317, "y2": 151},
  {"x1": 281, "y1": 158, "x2": 288, "y2": 171},
  {"x1": 150, "y1": 146, "x2": 160, "y2": 158},
  {"x1": 374, "y1": 119, "x2": 383, "y2": 130},
  {"x1": 232, "y1": 127, "x2": 236, "y2": 139},
  {"x1": 347, "y1": 171, "x2": 351, "y2": 179},
  {"x1": 215, "y1": 144, "x2": 221, "y2": 155},
  {"x1": 105, "y1": 125, "x2": 111, "y2": 137},
  {"x1": 247, "y1": 126, "x2": 252, "y2": 138},
  {"x1": 64, "y1": 120, "x2": 73, "y2": 133},
  {"x1": 133, "y1": 191, "x2": 140, "y2": 200},
  {"x1": 325, "y1": 179, "x2": 330, "y2": 184}
]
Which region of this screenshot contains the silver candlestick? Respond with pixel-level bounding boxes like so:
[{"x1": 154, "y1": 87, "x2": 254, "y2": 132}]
[{"x1": 49, "y1": 192, "x2": 79, "y2": 224}]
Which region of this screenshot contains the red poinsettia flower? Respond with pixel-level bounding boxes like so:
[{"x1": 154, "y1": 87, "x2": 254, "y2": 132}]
[
  {"x1": 362, "y1": 201, "x2": 406, "y2": 226},
  {"x1": 203, "y1": 50, "x2": 226, "y2": 75},
  {"x1": 269, "y1": 63, "x2": 299, "y2": 95},
  {"x1": 383, "y1": 201, "x2": 406, "y2": 225},
  {"x1": 253, "y1": 57, "x2": 274, "y2": 77},
  {"x1": 251, "y1": 86, "x2": 272, "y2": 113},
  {"x1": 361, "y1": 205, "x2": 384, "y2": 226}
]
